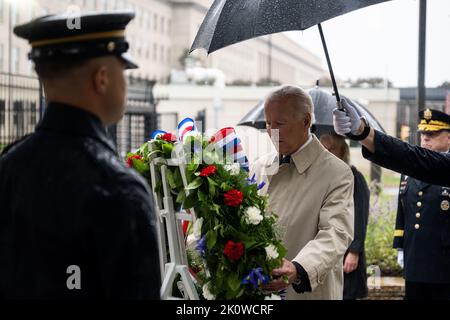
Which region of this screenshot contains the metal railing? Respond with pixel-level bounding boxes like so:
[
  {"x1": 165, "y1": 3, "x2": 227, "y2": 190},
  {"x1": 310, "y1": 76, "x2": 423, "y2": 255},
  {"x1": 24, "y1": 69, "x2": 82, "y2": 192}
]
[{"x1": 0, "y1": 74, "x2": 176, "y2": 157}]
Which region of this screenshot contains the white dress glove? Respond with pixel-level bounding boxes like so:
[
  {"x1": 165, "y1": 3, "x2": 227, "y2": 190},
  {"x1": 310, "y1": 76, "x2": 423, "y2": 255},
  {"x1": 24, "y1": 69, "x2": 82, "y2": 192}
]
[
  {"x1": 397, "y1": 249, "x2": 404, "y2": 268},
  {"x1": 332, "y1": 98, "x2": 362, "y2": 136}
]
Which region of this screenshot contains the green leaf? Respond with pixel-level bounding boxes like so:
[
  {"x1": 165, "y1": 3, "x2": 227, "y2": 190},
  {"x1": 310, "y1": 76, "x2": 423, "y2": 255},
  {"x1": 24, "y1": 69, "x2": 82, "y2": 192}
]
[
  {"x1": 154, "y1": 180, "x2": 162, "y2": 194},
  {"x1": 176, "y1": 189, "x2": 186, "y2": 204},
  {"x1": 206, "y1": 230, "x2": 217, "y2": 250},
  {"x1": 166, "y1": 169, "x2": 176, "y2": 189},
  {"x1": 138, "y1": 142, "x2": 149, "y2": 157},
  {"x1": 207, "y1": 177, "x2": 218, "y2": 186},
  {"x1": 185, "y1": 177, "x2": 203, "y2": 190},
  {"x1": 126, "y1": 152, "x2": 135, "y2": 159},
  {"x1": 235, "y1": 287, "x2": 245, "y2": 298},
  {"x1": 174, "y1": 169, "x2": 183, "y2": 187},
  {"x1": 162, "y1": 143, "x2": 174, "y2": 158},
  {"x1": 220, "y1": 182, "x2": 232, "y2": 191},
  {"x1": 277, "y1": 243, "x2": 287, "y2": 259},
  {"x1": 198, "y1": 190, "x2": 207, "y2": 202},
  {"x1": 207, "y1": 177, "x2": 216, "y2": 195},
  {"x1": 187, "y1": 162, "x2": 199, "y2": 173},
  {"x1": 209, "y1": 204, "x2": 220, "y2": 215},
  {"x1": 227, "y1": 273, "x2": 242, "y2": 292},
  {"x1": 243, "y1": 239, "x2": 257, "y2": 250},
  {"x1": 183, "y1": 193, "x2": 197, "y2": 209},
  {"x1": 132, "y1": 159, "x2": 149, "y2": 175}
]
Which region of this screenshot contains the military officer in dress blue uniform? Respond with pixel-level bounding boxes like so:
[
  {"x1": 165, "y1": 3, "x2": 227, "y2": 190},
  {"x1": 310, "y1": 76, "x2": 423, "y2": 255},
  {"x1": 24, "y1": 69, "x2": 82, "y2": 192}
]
[
  {"x1": 0, "y1": 12, "x2": 161, "y2": 299},
  {"x1": 393, "y1": 109, "x2": 450, "y2": 300}
]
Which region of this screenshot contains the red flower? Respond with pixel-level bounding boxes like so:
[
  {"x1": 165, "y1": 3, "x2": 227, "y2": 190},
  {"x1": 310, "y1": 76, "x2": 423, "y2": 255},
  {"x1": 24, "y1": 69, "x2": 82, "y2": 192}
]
[
  {"x1": 224, "y1": 189, "x2": 243, "y2": 207},
  {"x1": 126, "y1": 154, "x2": 142, "y2": 167},
  {"x1": 223, "y1": 241, "x2": 244, "y2": 261},
  {"x1": 200, "y1": 165, "x2": 217, "y2": 177},
  {"x1": 161, "y1": 133, "x2": 177, "y2": 142}
]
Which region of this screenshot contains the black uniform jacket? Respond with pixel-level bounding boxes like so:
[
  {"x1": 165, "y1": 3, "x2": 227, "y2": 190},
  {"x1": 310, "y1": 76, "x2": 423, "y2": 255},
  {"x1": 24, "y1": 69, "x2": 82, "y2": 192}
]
[
  {"x1": 0, "y1": 103, "x2": 161, "y2": 299},
  {"x1": 394, "y1": 174, "x2": 450, "y2": 283},
  {"x1": 362, "y1": 130, "x2": 450, "y2": 187}
]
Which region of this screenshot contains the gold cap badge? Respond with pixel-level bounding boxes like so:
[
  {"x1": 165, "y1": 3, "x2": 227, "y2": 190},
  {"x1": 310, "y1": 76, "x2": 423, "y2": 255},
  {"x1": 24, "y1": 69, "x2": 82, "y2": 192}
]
[{"x1": 424, "y1": 109, "x2": 432, "y2": 123}]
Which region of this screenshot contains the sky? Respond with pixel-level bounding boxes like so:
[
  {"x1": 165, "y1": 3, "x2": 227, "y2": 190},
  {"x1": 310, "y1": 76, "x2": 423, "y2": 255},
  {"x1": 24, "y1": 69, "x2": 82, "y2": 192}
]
[{"x1": 286, "y1": 0, "x2": 450, "y2": 88}]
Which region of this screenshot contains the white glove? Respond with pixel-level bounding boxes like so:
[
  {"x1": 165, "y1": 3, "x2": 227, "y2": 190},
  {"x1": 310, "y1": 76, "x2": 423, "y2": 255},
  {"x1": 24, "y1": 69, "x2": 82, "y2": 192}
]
[
  {"x1": 397, "y1": 249, "x2": 404, "y2": 268},
  {"x1": 332, "y1": 98, "x2": 362, "y2": 136}
]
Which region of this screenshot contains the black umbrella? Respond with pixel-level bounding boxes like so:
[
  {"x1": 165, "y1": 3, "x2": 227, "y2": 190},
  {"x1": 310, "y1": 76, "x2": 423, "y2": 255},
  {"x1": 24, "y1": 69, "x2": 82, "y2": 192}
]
[
  {"x1": 237, "y1": 87, "x2": 386, "y2": 135},
  {"x1": 191, "y1": 0, "x2": 391, "y2": 104}
]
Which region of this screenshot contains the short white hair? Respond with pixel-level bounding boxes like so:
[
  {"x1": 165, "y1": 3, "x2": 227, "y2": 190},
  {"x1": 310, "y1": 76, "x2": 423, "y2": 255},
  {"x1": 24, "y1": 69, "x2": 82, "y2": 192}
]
[{"x1": 265, "y1": 85, "x2": 316, "y2": 125}]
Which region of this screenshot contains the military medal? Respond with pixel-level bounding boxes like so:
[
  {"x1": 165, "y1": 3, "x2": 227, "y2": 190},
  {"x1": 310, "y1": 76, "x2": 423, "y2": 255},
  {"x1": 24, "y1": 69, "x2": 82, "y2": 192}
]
[{"x1": 441, "y1": 200, "x2": 450, "y2": 211}]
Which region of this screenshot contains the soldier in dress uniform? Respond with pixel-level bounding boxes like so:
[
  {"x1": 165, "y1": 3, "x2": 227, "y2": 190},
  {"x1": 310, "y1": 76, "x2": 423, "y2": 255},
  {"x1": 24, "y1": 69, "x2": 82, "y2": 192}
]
[
  {"x1": 393, "y1": 108, "x2": 450, "y2": 300},
  {"x1": 0, "y1": 12, "x2": 161, "y2": 299}
]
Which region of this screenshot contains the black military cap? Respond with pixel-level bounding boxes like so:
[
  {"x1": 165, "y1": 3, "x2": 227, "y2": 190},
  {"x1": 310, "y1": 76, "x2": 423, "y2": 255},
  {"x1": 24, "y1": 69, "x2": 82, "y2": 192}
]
[
  {"x1": 418, "y1": 108, "x2": 450, "y2": 132},
  {"x1": 13, "y1": 11, "x2": 138, "y2": 69}
]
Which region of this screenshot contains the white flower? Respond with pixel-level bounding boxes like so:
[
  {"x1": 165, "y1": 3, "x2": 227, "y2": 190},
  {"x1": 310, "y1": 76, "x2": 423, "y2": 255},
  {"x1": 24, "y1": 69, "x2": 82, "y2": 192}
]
[
  {"x1": 224, "y1": 163, "x2": 240, "y2": 176},
  {"x1": 193, "y1": 217, "x2": 203, "y2": 240},
  {"x1": 265, "y1": 294, "x2": 282, "y2": 300},
  {"x1": 244, "y1": 206, "x2": 263, "y2": 225},
  {"x1": 265, "y1": 244, "x2": 279, "y2": 260},
  {"x1": 202, "y1": 283, "x2": 215, "y2": 300}
]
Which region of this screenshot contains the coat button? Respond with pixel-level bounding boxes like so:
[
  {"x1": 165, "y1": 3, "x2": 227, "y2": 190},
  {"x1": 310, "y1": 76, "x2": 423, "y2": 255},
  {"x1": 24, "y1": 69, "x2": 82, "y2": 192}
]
[
  {"x1": 417, "y1": 202, "x2": 422, "y2": 207},
  {"x1": 415, "y1": 224, "x2": 420, "y2": 230},
  {"x1": 418, "y1": 191, "x2": 423, "y2": 196},
  {"x1": 416, "y1": 213, "x2": 421, "y2": 218}
]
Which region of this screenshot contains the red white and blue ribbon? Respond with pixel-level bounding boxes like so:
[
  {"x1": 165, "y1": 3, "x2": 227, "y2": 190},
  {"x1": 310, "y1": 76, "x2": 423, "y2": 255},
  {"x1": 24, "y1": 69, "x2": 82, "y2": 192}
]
[
  {"x1": 177, "y1": 118, "x2": 197, "y2": 141},
  {"x1": 151, "y1": 130, "x2": 167, "y2": 140},
  {"x1": 211, "y1": 127, "x2": 249, "y2": 171}
]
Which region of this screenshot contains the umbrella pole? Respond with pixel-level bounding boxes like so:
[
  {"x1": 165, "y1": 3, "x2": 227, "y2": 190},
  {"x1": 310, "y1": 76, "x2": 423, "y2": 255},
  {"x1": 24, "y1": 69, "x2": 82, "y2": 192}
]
[{"x1": 317, "y1": 23, "x2": 342, "y2": 109}]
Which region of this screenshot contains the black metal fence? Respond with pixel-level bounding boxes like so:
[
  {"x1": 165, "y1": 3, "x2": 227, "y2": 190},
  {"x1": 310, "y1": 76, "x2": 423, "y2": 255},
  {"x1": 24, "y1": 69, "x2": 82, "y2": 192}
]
[
  {"x1": 0, "y1": 73, "x2": 173, "y2": 157},
  {"x1": 0, "y1": 73, "x2": 42, "y2": 150}
]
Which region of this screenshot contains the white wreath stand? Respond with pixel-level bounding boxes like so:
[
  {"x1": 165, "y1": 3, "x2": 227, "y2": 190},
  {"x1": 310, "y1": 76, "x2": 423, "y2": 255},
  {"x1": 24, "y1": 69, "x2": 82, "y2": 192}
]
[{"x1": 149, "y1": 143, "x2": 199, "y2": 300}]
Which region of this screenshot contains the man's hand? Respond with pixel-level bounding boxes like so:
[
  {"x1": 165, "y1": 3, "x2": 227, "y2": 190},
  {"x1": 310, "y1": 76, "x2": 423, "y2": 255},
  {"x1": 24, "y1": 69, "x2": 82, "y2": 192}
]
[
  {"x1": 343, "y1": 252, "x2": 359, "y2": 274},
  {"x1": 333, "y1": 98, "x2": 363, "y2": 136},
  {"x1": 397, "y1": 249, "x2": 404, "y2": 268},
  {"x1": 262, "y1": 258, "x2": 297, "y2": 292}
]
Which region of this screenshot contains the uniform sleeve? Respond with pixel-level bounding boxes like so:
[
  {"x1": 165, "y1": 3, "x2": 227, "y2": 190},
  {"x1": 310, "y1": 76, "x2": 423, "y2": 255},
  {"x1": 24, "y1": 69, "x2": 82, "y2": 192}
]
[
  {"x1": 293, "y1": 167, "x2": 354, "y2": 291},
  {"x1": 84, "y1": 179, "x2": 161, "y2": 299},
  {"x1": 362, "y1": 130, "x2": 450, "y2": 187},
  {"x1": 393, "y1": 177, "x2": 405, "y2": 249},
  {"x1": 348, "y1": 168, "x2": 370, "y2": 253}
]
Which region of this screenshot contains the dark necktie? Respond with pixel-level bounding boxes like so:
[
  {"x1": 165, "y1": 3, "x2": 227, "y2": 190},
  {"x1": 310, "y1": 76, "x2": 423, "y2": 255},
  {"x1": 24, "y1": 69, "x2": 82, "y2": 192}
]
[{"x1": 279, "y1": 155, "x2": 291, "y2": 165}]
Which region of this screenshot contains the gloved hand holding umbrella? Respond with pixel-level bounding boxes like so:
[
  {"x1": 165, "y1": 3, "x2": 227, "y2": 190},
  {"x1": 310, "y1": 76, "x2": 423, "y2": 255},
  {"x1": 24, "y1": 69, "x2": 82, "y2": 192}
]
[{"x1": 333, "y1": 98, "x2": 363, "y2": 136}]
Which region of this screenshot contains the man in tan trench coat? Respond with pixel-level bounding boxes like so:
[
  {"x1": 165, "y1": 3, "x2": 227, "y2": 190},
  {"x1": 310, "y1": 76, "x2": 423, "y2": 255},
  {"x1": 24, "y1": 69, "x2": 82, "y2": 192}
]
[{"x1": 253, "y1": 85, "x2": 354, "y2": 300}]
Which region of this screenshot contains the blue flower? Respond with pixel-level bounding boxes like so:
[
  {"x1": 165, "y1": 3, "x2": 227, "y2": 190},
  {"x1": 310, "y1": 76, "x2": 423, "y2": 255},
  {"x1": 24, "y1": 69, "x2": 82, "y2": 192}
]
[
  {"x1": 242, "y1": 267, "x2": 269, "y2": 290},
  {"x1": 196, "y1": 235, "x2": 207, "y2": 257}
]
